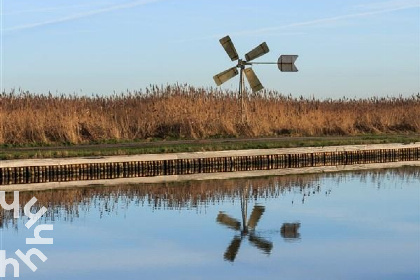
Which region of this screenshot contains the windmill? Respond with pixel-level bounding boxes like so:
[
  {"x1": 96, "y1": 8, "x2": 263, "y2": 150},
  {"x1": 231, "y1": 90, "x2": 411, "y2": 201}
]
[
  {"x1": 213, "y1": 35, "x2": 298, "y2": 122},
  {"x1": 216, "y1": 186, "x2": 273, "y2": 262}
]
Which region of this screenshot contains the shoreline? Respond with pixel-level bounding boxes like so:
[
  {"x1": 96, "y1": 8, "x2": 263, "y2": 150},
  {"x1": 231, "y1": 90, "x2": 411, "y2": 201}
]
[
  {"x1": 0, "y1": 142, "x2": 419, "y2": 191},
  {"x1": 1, "y1": 160, "x2": 419, "y2": 192},
  {"x1": 2, "y1": 142, "x2": 419, "y2": 168}
]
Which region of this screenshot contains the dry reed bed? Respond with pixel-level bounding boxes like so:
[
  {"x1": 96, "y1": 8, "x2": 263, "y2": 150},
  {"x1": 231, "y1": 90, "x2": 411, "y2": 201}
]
[{"x1": 0, "y1": 85, "x2": 419, "y2": 144}]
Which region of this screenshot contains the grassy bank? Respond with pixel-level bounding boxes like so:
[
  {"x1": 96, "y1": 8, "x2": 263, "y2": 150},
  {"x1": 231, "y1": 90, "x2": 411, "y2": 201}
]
[
  {"x1": 1, "y1": 134, "x2": 418, "y2": 160},
  {"x1": 1, "y1": 85, "x2": 419, "y2": 145}
]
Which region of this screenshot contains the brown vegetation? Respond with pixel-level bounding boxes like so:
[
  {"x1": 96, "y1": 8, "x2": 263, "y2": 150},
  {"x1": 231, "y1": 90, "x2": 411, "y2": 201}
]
[{"x1": 1, "y1": 85, "x2": 419, "y2": 145}]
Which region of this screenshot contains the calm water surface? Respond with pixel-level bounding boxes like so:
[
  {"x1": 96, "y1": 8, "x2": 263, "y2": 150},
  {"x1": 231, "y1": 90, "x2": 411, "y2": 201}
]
[{"x1": 1, "y1": 168, "x2": 419, "y2": 280}]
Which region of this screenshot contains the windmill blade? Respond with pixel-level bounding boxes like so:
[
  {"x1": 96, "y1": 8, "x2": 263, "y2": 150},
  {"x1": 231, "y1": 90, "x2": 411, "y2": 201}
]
[
  {"x1": 224, "y1": 236, "x2": 242, "y2": 262},
  {"x1": 213, "y1": 67, "x2": 239, "y2": 86},
  {"x1": 219, "y1": 36, "x2": 239, "y2": 61},
  {"x1": 247, "y1": 205, "x2": 265, "y2": 229},
  {"x1": 244, "y1": 68, "x2": 264, "y2": 93},
  {"x1": 217, "y1": 212, "x2": 241, "y2": 231},
  {"x1": 245, "y1": 42, "x2": 269, "y2": 62},
  {"x1": 248, "y1": 234, "x2": 273, "y2": 254}
]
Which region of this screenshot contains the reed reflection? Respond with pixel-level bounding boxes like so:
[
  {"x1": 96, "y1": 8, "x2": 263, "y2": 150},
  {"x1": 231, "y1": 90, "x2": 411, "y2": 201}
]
[{"x1": 1, "y1": 167, "x2": 417, "y2": 230}]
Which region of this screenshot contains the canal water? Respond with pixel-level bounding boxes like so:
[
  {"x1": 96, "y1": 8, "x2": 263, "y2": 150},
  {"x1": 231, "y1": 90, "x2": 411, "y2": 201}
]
[{"x1": 1, "y1": 167, "x2": 419, "y2": 280}]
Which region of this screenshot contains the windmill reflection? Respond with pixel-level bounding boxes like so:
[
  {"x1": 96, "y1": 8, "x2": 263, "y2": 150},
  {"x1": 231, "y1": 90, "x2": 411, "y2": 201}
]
[
  {"x1": 281, "y1": 223, "x2": 301, "y2": 240},
  {"x1": 216, "y1": 185, "x2": 273, "y2": 262}
]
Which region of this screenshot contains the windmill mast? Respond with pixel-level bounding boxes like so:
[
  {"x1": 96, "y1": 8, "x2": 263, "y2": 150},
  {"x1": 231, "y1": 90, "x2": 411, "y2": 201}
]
[{"x1": 238, "y1": 60, "x2": 245, "y2": 123}]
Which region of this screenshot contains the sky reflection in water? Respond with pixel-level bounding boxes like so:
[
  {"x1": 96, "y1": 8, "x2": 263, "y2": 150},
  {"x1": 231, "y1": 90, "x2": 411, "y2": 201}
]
[{"x1": 1, "y1": 168, "x2": 419, "y2": 280}]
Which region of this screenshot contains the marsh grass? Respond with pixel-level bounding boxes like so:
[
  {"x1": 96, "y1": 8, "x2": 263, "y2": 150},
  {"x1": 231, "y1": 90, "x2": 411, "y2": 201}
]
[{"x1": 1, "y1": 85, "x2": 419, "y2": 145}]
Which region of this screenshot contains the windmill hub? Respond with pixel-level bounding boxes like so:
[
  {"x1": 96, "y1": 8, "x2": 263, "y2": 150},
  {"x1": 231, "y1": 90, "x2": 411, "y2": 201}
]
[{"x1": 237, "y1": 59, "x2": 247, "y2": 68}]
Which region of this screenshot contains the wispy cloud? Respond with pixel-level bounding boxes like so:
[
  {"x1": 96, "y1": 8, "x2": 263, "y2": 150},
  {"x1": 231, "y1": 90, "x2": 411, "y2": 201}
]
[
  {"x1": 354, "y1": 0, "x2": 419, "y2": 11},
  {"x1": 5, "y1": 0, "x2": 161, "y2": 32},
  {"x1": 182, "y1": 2, "x2": 419, "y2": 42},
  {"x1": 3, "y1": 3, "x2": 99, "y2": 16},
  {"x1": 232, "y1": 3, "x2": 420, "y2": 37}
]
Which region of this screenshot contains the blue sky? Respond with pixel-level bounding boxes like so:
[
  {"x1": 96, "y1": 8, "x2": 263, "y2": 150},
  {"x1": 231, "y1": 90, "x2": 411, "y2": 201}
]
[{"x1": 1, "y1": 0, "x2": 419, "y2": 98}]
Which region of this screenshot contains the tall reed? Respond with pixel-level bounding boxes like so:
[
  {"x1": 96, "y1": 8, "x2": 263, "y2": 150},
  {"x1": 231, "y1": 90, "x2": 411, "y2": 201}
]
[{"x1": 0, "y1": 85, "x2": 419, "y2": 145}]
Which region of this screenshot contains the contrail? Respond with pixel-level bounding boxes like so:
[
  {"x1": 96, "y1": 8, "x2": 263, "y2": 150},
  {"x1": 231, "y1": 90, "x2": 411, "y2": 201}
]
[
  {"x1": 3, "y1": 3, "x2": 97, "y2": 16},
  {"x1": 5, "y1": 0, "x2": 161, "y2": 32},
  {"x1": 232, "y1": 4, "x2": 420, "y2": 37},
  {"x1": 178, "y1": 3, "x2": 419, "y2": 42},
  {"x1": 354, "y1": 0, "x2": 419, "y2": 11}
]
